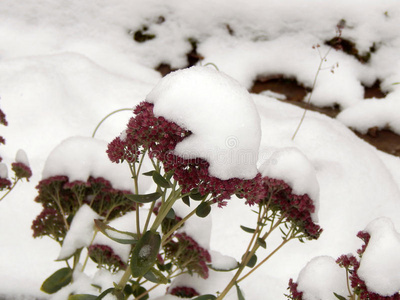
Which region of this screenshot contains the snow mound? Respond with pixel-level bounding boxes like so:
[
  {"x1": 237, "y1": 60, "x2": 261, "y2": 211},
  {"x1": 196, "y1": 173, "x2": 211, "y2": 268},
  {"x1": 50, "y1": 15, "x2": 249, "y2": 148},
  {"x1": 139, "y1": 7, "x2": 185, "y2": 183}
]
[
  {"x1": 296, "y1": 256, "x2": 348, "y2": 300},
  {"x1": 358, "y1": 217, "x2": 400, "y2": 296},
  {"x1": 42, "y1": 136, "x2": 139, "y2": 193},
  {"x1": 15, "y1": 149, "x2": 29, "y2": 166},
  {"x1": 58, "y1": 204, "x2": 99, "y2": 260},
  {"x1": 259, "y1": 147, "x2": 320, "y2": 221},
  {"x1": 0, "y1": 163, "x2": 8, "y2": 178},
  {"x1": 146, "y1": 66, "x2": 261, "y2": 180}
]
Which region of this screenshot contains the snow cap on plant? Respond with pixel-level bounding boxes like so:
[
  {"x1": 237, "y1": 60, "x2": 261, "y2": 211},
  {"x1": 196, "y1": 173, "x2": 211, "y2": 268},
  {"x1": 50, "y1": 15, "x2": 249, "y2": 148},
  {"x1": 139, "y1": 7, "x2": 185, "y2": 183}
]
[
  {"x1": 33, "y1": 137, "x2": 140, "y2": 243},
  {"x1": 357, "y1": 217, "x2": 400, "y2": 298},
  {"x1": 259, "y1": 148, "x2": 321, "y2": 239},
  {"x1": 12, "y1": 149, "x2": 32, "y2": 180},
  {"x1": 0, "y1": 108, "x2": 7, "y2": 162},
  {"x1": 287, "y1": 256, "x2": 348, "y2": 300},
  {"x1": 0, "y1": 163, "x2": 12, "y2": 190},
  {"x1": 108, "y1": 66, "x2": 264, "y2": 205}
]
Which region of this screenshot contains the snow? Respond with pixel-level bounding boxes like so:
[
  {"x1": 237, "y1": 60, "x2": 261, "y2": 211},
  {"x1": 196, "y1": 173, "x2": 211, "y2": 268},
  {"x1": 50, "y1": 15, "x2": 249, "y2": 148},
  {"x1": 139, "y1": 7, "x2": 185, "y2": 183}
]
[
  {"x1": 58, "y1": 204, "x2": 100, "y2": 260},
  {"x1": 358, "y1": 217, "x2": 400, "y2": 296},
  {"x1": 0, "y1": 163, "x2": 8, "y2": 179},
  {"x1": 42, "y1": 136, "x2": 144, "y2": 193},
  {"x1": 146, "y1": 66, "x2": 261, "y2": 180},
  {"x1": 92, "y1": 210, "x2": 155, "y2": 263},
  {"x1": 296, "y1": 256, "x2": 348, "y2": 300},
  {"x1": 259, "y1": 147, "x2": 320, "y2": 221},
  {"x1": 15, "y1": 149, "x2": 30, "y2": 166},
  {"x1": 209, "y1": 251, "x2": 238, "y2": 271},
  {"x1": 173, "y1": 200, "x2": 212, "y2": 250},
  {"x1": 0, "y1": 0, "x2": 400, "y2": 299}
]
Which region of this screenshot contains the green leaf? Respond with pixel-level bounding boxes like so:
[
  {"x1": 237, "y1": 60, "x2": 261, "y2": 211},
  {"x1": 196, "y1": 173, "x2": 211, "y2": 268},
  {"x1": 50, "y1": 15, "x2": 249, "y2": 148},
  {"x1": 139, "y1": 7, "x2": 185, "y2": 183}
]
[
  {"x1": 190, "y1": 189, "x2": 207, "y2": 201},
  {"x1": 165, "y1": 208, "x2": 175, "y2": 220},
  {"x1": 165, "y1": 170, "x2": 174, "y2": 181},
  {"x1": 209, "y1": 262, "x2": 239, "y2": 272},
  {"x1": 235, "y1": 283, "x2": 246, "y2": 300},
  {"x1": 196, "y1": 202, "x2": 211, "y2": 218},
  {"x1": 242, "y1": 253, "x2": 257, "y2": 268},
  {"x1": 157, "y1": 262, "x2": 173, "y2": 272},
  {"x1": 240, "y1": 225, "x2": 256, "y2": 234},
  {"x1": 41, "y1": 267, "x2": 73, "y2": 294},
  {"x1": 132, "y1": 286, "x2": 149, "y2": 300},
  {"x1": 130, "y1": 230, "x2": 161, "y2": 278},
  {"x1": 333, "y1": 292, "x2": 347, "y2": 300},
  {"x1": 257, "y1": 238, "x2": 267, "y2": 249},
  {"x1": 144, "y1": 267, "x2": 168, "y2": 284},
  {"x1": 94, "y1": 220, "x2": 138, "y2": 245},
  {"x1": 192, "y1": 295, "x2": 217, "y2": 300},
  {"x1": 97, "y1": 288, "x2": 116, "y2": 299},
  {"x1": 68, "y1": 295, "x2": 97, "y2": 300},
  {"x1": 142, "y1": 171, "x2": 155, "y2": 176},
  {"x1": 152, "y1": 171, "x2": 171, "y2": 188},
  {"x1": 125, "y1": 192, "x2": 162, "y2": 203},
  {"x1": 182, "y1": 195, "x2": 190, "y2": 207}
]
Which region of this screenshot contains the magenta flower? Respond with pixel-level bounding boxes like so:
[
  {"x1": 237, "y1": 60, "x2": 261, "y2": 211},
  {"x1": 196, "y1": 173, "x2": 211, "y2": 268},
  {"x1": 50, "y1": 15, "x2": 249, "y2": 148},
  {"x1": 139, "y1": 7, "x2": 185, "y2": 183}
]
[
  {"x1": 169, "y1": 286, "x2": 200, "y2": 298},
  {"x1": 164, "y1": 232, "x2": 212, "y2": 279},
  {"x1": 88, "y1": 244, "x2": 127, "y2": 272},
  {"x1": 262, "y1": 177, "x2": 322, "y2": 239},
  {"x1": 11, "y1": 162, "x2": 32, "y2": 181},
  {"x1": 107, "y1": 101, "x2": 264, "y2": 206},
  {"x1": 0, "y1": 177, "x2": 12, "y2": 190},
  {"x1": 0, "y1": 109, "x2": 7, "y2": 126},
  {"x1": 33, "y1": 175, "x2": 137, "y2": 242}
]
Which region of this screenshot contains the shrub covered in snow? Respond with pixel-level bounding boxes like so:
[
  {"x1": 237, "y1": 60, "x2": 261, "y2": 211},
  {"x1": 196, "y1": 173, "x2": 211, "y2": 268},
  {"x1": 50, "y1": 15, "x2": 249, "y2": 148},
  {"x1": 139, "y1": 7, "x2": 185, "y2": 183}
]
[
  {"x1": 32, "y1": 66, "x2": 325, "y2": 299},
  {"x1": 0, "y1": 108, "x2": 32, "y2": 199},
  {"x1": 288, "y1": 217, "x2": 400, "y2": 300}
]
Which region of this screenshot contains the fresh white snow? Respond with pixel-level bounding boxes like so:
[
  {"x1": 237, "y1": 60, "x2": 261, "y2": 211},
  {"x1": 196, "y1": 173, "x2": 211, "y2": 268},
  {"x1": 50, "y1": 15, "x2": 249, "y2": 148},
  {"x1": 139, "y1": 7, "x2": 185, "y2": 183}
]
[
  {"x1": 358, "y1": 217, "x2": 400, "y2": 296},
  {"x1": 0, "y1": 163, "x2": 8, "y2": 179},
  {"x1": 58, "y1": 204, "x2": 100, "y2": 260},
  {"x1": 296, "y1": 256, "x2": 348, "y2": 300},
  {"x1": 15, "y1": 149, "x2": 30, "y2": 166},
  {"x1": 147, "y1": 66, "x2": 261, "y2": 180},
  {"x1": 42, "y1": 136, "x2": 147, "y2": 193},
  {"x1": 0, "y1": 1, "x2": 400, "y2": 299},
  {"x1": 258, "y1": 147, "x2": 320, "y2": 221}
]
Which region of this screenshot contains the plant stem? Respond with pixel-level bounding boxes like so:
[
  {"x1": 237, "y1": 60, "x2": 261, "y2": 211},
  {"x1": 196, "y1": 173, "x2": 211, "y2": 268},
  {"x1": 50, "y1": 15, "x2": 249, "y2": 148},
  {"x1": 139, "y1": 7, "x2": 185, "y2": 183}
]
[
  {"x1": 237, "y1": 236, "x2": 293, "y2": 283},
  {"x1": 161, "y1": 206, "x2": 197, "y2": 246},
  {"x1": 81, "y1": 229, "x2": 99, "y2": 272},
  {"x1": 92, "y1": 108, "x2": 132, "y2": 138},
  {"x1": 0, "y1": 178, "x2": 19, "y2": 201},
  {"x1": 116, "y1": 267, "x2": 132, "y2": 293},
  {"x1": 291, "y1": 47, "x2": 332, "y2": 141}
]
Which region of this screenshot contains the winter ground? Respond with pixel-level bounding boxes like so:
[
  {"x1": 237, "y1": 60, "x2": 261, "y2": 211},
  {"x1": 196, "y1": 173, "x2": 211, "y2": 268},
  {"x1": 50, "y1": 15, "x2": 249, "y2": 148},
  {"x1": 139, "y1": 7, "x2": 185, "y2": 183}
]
[{"x1": 1, "y1": 1, "x2": 400, "y2": 299}]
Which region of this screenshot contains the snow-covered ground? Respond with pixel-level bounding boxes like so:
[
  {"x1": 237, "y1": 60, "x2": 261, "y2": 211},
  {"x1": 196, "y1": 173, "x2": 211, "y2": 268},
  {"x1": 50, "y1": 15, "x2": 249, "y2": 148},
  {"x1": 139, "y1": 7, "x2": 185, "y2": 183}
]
[{"x1": 1, "y1": 1, "x2": 400, "y2": 299}]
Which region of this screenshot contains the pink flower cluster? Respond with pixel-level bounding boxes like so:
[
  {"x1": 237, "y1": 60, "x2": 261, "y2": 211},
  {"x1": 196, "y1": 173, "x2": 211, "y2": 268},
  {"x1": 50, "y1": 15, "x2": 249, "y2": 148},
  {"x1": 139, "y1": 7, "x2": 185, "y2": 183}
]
[
  {"x1": 263, "y1": 178, "x2": 322, "y2": 240},
  {"x1": 0, "y1": 177, "x2": 12, "y2": 190},
  {"x1": 164, "y1": 232, "x2": 211, "y2": 279},
  {"x1": 108, "y1": 101, "x2": 321, "y2": 239},
  {"x1": 288, "y1": 231, "x2": 399, "y2": 300},
  {"x1": 336, "y1": 231, "x2": 400, "y2": 300},
  {"x1": 32, "y1": 176, "x2": 136, "y2": 242},
  {"x1": 169, "y1": 286, "x2": 200, "y2": 298},
  {"x1": 31, "y1": 207, "x2": 66, "y2": 242},
  {"x1": 11, "y1": 162, "x2": 32, "y2": 181},
  {"x1": 0, "y1": 108, "x2": 32, "y2": 190},
  {"x1": 88, "y1": 244, "x2": 127, "y2": 272},
  {"x1": 107, "y1": 101, "x2": 263, "y2": 206},
  {"x1": 0, "y1": 108, "x2": 7, "y2": 163}
]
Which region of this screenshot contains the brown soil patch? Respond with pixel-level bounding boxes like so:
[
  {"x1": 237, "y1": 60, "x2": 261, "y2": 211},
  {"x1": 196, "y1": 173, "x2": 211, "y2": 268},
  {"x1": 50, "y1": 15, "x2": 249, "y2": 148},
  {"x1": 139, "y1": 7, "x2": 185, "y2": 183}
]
[{"x1": 250, "y1": 75, "x2": 400, "y2": 157}]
